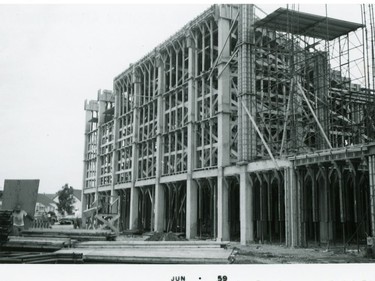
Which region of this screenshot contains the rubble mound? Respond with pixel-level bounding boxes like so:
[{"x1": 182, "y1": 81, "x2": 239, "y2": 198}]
[{"x1": 146, "y1": 232, "x2": 187, "y2": 241}]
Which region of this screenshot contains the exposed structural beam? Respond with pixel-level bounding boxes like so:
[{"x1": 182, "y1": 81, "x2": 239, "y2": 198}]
[
  {"x1": 207, "y1": 10, "x2": 239, "y2": 81},
  {"x1": 217, "y1": 48, "x2": 239, "y2": 79},
  {"x1": 369, "y1": 155, "x2": 375, "y2": 235},
  {"x1": 241, "y1": 100, "x2": 279, "y2": 170}
]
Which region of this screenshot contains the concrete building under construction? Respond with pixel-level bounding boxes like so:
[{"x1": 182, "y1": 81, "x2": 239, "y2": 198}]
[{"x1": 82, "y1": 4, "x2": 375, "y2": 248}]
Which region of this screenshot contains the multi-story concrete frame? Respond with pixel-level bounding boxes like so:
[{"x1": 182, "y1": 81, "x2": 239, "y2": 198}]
[{"x1": 83, "y1": 4, "x2": 375, "y2": 248}]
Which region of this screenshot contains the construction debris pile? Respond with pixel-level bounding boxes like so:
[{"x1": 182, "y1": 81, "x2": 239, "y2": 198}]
[{"x1": 0, "y1": 210, "x2": 12, "y2": 245}]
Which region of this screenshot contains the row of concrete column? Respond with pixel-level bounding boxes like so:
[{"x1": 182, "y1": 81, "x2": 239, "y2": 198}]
[
  {"x1": 286, "y1": 156, "x2": 375, "y2": 247},
  {"x1": 82, "y1": 152, "x2": 375, "y2": 247},
  {"x1": 122, "y1": 165, "x2": 284, "y2": 245}
]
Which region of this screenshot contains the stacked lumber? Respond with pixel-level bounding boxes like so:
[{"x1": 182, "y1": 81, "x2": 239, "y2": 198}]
[
  {"x1": 0, "y1": 252, "x2": 83, "y2": 264},
  {"x1": 0, "y1": 236, "x2": 72, "y2": 251},
  {"x1": 56, "y1": 240, "x2": 233, "y2": 264},
  {"x1": 0, "y1": 210, "x2": 13, "y2": 245},
  {"x1": 21, "y1": 229, "x2": 116, "y2": 241},
  {"x1": 76, "y1": 240, "x2": 228, "y2": 249}
]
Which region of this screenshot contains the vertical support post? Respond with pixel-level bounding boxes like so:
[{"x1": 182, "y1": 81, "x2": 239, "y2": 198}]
[
  {"x1": 82, "y1": 104, "x2": 93, "y2": 228},
  {"x1": 335, "y1": 162, "x2": 346, "y2": 247},
  {"x1": 284, "y1": 168, "x2": 290, "y2": 246},
  {"x1": 217, "y1": 169, "x2": 230, "y2": 241},
  {"x1": 256, "y1": 172, "x2": 264, "y2": 243},
  {"x1": 155, "y1": 55, "x2": 165, "y2": 232},
  {"x1": 296, "y1": 168, "x2": 306, "y2": 247},
  {"x1": 286, "y1": 166, "x2": 299, "y2": 247},
  {"x1": 369, "y1": 155, "x2": 375, "y2": 236},
  {"x1": 111, "y1": 90, "x2": 120, "y2": 204},
  {"x1": 186, "y1": 176, "x2": 198, "y2": 239},
  {"x1": 318, "y1": 165, "x2": 331, "y2": 244},
  {"x1": 217, "y1": 10, "x2": 231, "y2": 167},
  {"x1": 265, "y1": 173, "x2": 272, "y2": 243},
  {"x1": 154, "y1": 183, "x2": 164, "y2": 232},
  {"x1": 216, "y1": 4, "x2": 231, "y2": 242},
  {"x1": 95, "y1": 91, "x2": 107, "y2": 212},
  {"x1": 238, "y1": 4, "x2": 257, "y2": 162},
  {"x1": 308, "y1": 166, "x2": 318, "y2": 244},
  {"x1": 240, "y1": 166, "x2": 253, "y2": 245},
  {"x1": 129, "y1": 67, "x2": 141, "y2": 230},
  {"x1": 186, "y1": 34, "x2": 198, "y2": 239}
]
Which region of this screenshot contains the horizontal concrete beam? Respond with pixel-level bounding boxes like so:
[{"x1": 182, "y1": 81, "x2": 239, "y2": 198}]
[
  {"x1": 290, "y1": 145, "x2": 369, "y2": 166},
  {"x1": 246, "y1": 159, "x2": 291, "y2": 173},
  {"x1": 193, "y1": 169, "x2": 218, "y2": 179},
  {"x1": 96, "y1": 185, "x2": 112, "y2": 192},
  {"x1": 83, "y1": 188, "x2": 96, "y2": 194},
  {"x1": 114, "y1": 182, "x2": 132, "y2": 190},
  {"x1": 135, "y1": 178, "x2": 156, "y2": 187},
  {"x1": 160, "y1": 173, "x2": 187, "y2": 183}
]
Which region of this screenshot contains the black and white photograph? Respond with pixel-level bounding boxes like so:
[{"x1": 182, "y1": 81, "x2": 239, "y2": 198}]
[{"x1": 0, "y1": 2, "x2": 375, "y2": 280}]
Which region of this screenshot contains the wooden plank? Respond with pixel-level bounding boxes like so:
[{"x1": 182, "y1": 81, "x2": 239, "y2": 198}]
[
  {"x1": 76, "y1": 240, "x2": 228, "y2": 248},
  {"x1": 56, "y1": 247, "x2": 231, "y2": 264},
  {"x1": 21, "y1": 233, "x2": 110, "y2": 241},
  {"x1": 22, "y1": 229, "x2": 113, "y2": 236},
  {"x1": 2, "y1": 180, "x2": 39, "y2": 229},
  {"x1": 8, "y1": 235, "x2": 71, "y2": 243}
]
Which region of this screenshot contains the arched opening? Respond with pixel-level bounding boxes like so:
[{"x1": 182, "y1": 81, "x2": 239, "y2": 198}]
[
  {"x1": 228, "y1": 177, "x2": 240, "y2": 241},
  {"x1": 197, "y1": 178, "x2": 216, "y2": 239},
  {"x1": 138, "y1": 186, "x2": 153, "y2": 232},
  {"x1": 164, "y1": 182, "x2": 186, "y2": 233},
  {"x1": 119, "y1": 188, "x2": 131, "y2": 231}
]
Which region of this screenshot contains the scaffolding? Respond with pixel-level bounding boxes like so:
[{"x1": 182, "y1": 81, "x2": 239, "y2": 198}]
[{"x1": 82, "y1": 4, "x2": 375, "y2": 247}]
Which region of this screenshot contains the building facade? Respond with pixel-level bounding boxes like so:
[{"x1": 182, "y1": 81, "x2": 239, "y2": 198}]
[{"x1": 82, "y1": 4, "x2": 375, "y2": 247}]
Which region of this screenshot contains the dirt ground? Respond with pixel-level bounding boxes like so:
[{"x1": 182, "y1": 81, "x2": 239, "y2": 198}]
[{"x1": 228, "y1": 242, "x2": 375, "y2": 264}]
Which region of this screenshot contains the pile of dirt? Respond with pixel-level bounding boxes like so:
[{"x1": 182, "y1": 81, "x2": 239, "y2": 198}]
[{"x1": 145, "y1": 232, "x2": 187, "y2": 241}]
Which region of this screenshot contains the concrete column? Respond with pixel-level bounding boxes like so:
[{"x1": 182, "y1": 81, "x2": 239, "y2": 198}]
[
  {"x1": 318, "y1": 165, "x2": 331, "y2": 243},
  {"x1": 82, "y1": 105, "x2": 92, "y2": 192},
  {"x1": 154, "y1": 183, "x2": 165, "y2": 232},
  {"x1": 81, "y1": 104, "x2": 93, "y2": 228},
  {"x1": 285, "y1": 167, "x2": 299, "y2": 247},
  {"x1": 111, "y1": 90, "x2": 120, "y2": 202},
  {"x1": 369, "y1": 155, "x2": 375, "y2": 236},
  {"x1": 217, "y1": 4, "x2": 231, "y2": 243},
  {"x1": 129, "y1": 67, "x2": 141, "y2": 230},
  {"x1": 95, "y1": 92, "x2": 106, "y2": 207},
  {"x1": 217, "y1": 8, "x2": 231, "y2": 167},
  {"x1": 154, "y1": 55, "x2": 165, "y2": 232},
  {"x1": 296, "y1": 169, "x2": 305, "y2": 247},
  {"x1": 217, "y1": 169, "x2": 230, "y2": 241},
  {"x1": 240, "y1": 166, "x2": 253, "y2": 245},
  {"x1": 186, "y1": 34, "x2": 198, "y2": 238},
  {"x1": 186, "y1": 176, "x2": 198, "y2": 238},
  {"x1": 129, "y1": 187, "x2": 139, "y2": 229}
]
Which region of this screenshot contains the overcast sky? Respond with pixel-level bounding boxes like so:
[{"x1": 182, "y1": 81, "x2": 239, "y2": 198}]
[{"x1": 0, "y1": 3, "x2": 364, "y2": 194}]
